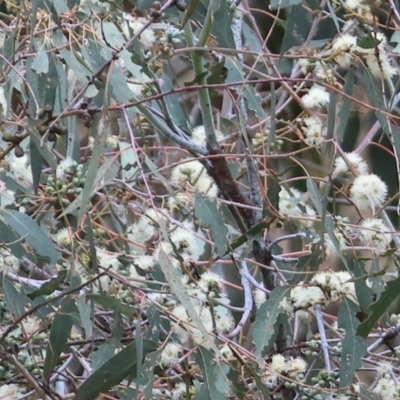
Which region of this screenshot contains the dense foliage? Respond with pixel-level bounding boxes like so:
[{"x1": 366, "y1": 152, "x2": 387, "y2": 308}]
[{"x1": 0, "y1": 0, "x2": 400, "y2": 399}]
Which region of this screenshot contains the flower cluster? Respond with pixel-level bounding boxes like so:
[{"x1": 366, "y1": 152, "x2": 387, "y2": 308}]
[
  {"x1": 262, "y1": 354, "x2": 307, "y2": 389},
  {"x1": 281, "y1": 270, "x2": 356, "y2": 312},
  {"x1": 170, "y1": 159, "x2": 218, "y2": 197}
]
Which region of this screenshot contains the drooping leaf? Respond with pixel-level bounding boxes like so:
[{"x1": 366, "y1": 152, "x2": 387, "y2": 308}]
[
  {"x1": 307, "y1": 176, "x2": 348, "y2": 267},
  {"x1": 338, "y1": 298, "x2": 365, "y2": 387},
  {"x1": 196, "y1": 346, "x2": 230, "y2": 400},
  {"x1": 357, "y1": 276, "x2": 400, "y2": 338},
  {"x1": 157, "y1": 233, "x2": 219, "y2": 353},
  {"x1": 3, "y1": 210, "x2": 61, "y2": 264},
  {"x1": 75, "y1": 339, "x2": 157, "y2": 400},
  {"x1": 253, "y1": 286, "x2": 291, "y2": 364},
  {"x1": 76, "y1": 294, "x2": 93, "y2": 339},
  {"x1": 336, "y1": 70, "x2": 354, "y2": 140},
  {"x1": 90, "y1": 340, "x2": 119, "y2": 371},
  {"x1": 194, "y1": 193, "x2": 228, "y2": 256},
  {"x1": 226, "y1": 221, "x2": 269, "y2": 254},
  {"x1": 44, "y1": 297, "x2": 77, "y2": 381},
  {"x1": 87, "y1": 294, "x2": 134, "y2": 317},
  {"x1": 27, "y1": 270, "x2": 67, "y2": 300},
  {"x1": 3, "y1": 278, "x2": 32, "y2": 319}
]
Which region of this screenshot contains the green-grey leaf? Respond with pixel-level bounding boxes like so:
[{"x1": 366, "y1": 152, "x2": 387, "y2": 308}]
[
  {"x1": 338, "y1": 298, "x2": 365, "y2": 387},
  {"x1": 75, "y1": 339, "x2": 157, "y2": 400},
  {"x1": 3, "y1": 278, "x2": 32, "y2": 319},
  {"x1": 44, "y1": 297, "x2": 77, "y2": 381},
  {"x1": 31, "y1": 47, "x2": 49, "y2": 74},
  {"x1": 357, "y1": 276, "x2": 400, "y2": 338},
  {"x1": 196, "y1": 346, "x2": 230, "y2": 400},
  {"x1": 87, "y1": 294, "x2": 134, "y2": 317},
  {"x1": 194, "y1": 193, "x2": 228, "y2": 256},
  {"x1": 253, "y1": 286, "x2": 291, "y2": 364},
  {"x1": 3, "y1": 210, "x2": 60, "y2": 264},
  {"x1": 27, "y1": 270, "x2": 67, "y2": 300}
]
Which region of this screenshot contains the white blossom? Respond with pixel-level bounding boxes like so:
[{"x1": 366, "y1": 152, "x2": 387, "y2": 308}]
[
  {"x1": 333, "y1": 152, "x2": 369, "y2": 175},
  {"x1": 56, "y1": 157, "x2": 74, "y2": 181},
  {"x1": 254, "y1": 288, "x2": 267, "y2": 309},
  {"x1": 160, "y1": 342, "x2": 182, "y2": 367},
  {"x1": 332, "y1": 34, "x2": 357, "y2": 67},
  {"x1": 301, "y1": 116, "x2": 326, "y2": 146},
  {"x1": 301, "y1": 85, "x2": 330, "y2": 109},
  {"x1": 359, "y1": 218, "x2": 392, "y2": 255},
  {"x1": 350, "y1": 174, "x2": 388, "y2": 211},
  {"x1": 55, "y1": 228, "x2": 73, "y2": 247}
]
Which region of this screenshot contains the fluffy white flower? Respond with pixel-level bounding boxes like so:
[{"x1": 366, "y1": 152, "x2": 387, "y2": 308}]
[
  {"x1": 335, "y1": 271, "x2": 356, "y2": 300},
  {"x1": 127, "y1": 214, "x2": 157, "y2": 246},
  {"x1": 160, "y1": 342, "x2": 182, "y2": 367},
  {"x1": 132, "y1": 255, "x2": 155, "y2": 271},
  {"x1": 0, "y1": 250, "x2": 19, "y2": 273},
  {"x1": 365, "y1": 52, "x2": 397, "y2": 80},
  {"x1": 0, "y1": 85, "x2": 7, "y2": 117},
  {"x1": 279, "y1": 187, "x2": 302, "y2": 199},
  {"x1": 333, "y1": 152, "x2": 369, "y2": 175},
  {"x1": 301, "y1": 85, "x2": 330, "y2": 109},
  {"x1": 254, "y1": 288, "x2": 267, "y2": 309},
  {"x1": 220, "y1": 344, "x2": 233, "y2": 358},
  {"x1": 127, "y1": 73, "x2": 153, "y2": 99},
  {"x1": 350, "y1": 174, "x2": 388, "y2": 211},
  {"x1": 198, "y1": 271, "x2": 223, "y2": 292},
  {"x1": 301, "y1": 116, "x2": 326, "y2": 146},
  {"x1": 270, "y1": 354, "x2": 286, "y2": 374},
  {"x1": 344, "y1": 0, "x2": 362, "y2": 9},
  {"x1": 290, "y1": 285, "x2": 326, "y2": 309},
  {"x1": 373, "y1": 377, "x2": 398, "y2": 399},
  {"x1": 323, "y1": 231, "x2": 348, "y2": 258},
  {"x1": 154, "y1": 241, "x2": 181, "y2": 269},
  {"x1": 299, "y1": 59, "x2": 311, "y2": 75},
  {"x1": 168, "y1": 193, "x2": 193, "y2": 213},
  {"x1": 6, "y1": 154, "x2": 32, "y2": 187},
  {"x1": 332, "y1": 34, "x2": 357, "y2": 67},
  {"x1": 311, "y1": 272, "x2": 341, "y2": 292},
  {"x1": 55, "y1": 228, "x2": 72, "y2": 247},
  {"x1": 191, "y1": 125, "x2": 224, "y2": 146},
  {"x1": 360, "y1": 218, "x2": 392, "y2": 255},
  {"x1": 56, "y1": 157, "x2": 74, "y2": 181},
  {"x1": 95, "y1": 247, "x2": 120, "y2": 270},
  {"x1": 170, "y1": 159, "x2": 217, "y2": 197},
  {"x1": 122, "y1": 15, "x2": 156, "y2": 48},
  {"x1": 286, "y1": 357, "x2": 307, "y2": 377},
  {"x1": 171, "y1": 382, "x2": 187, "y2": 400},
  {"x1": 169, "y1": 223, "x2": 205, "y2": 260},
  {"x1": 0, "y1": 383, "x2": 24, "y2": 399},
  {"x1": 377, "y1": 361, "x2": 394, "y2": 377},
  {"x1": 214, "y1": 305, "x2": 235, "y2": 333}
]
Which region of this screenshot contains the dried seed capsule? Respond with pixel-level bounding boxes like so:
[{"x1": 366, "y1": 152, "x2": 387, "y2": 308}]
[
  {"x1": 44, "y1": 103, "x2": 53, "y2": 116},
  {"x1": 2, "y1": 132, "x2": 22, "y2": 143},
  {"x1": 37, "y1": 108, "x2": 46, "y2": 119},
  {"x1": 80, "y1": 97, "x2": 89, "y2": 109},
  {"x1": 14, "y1": 145, "x2": 25, "y2": 157},
  {"x1": 87, "y1": 103, "x2": 98, "y2": 115},
  {"x1": 81, "y1": 112, "x2": 93, "y2": 128},
  {"x1": 38, "y1": 125, "x2": 48, "y2": 135},
  {"x1": 51, "y1": 122, "x2": 68, "y2": 136},
  {"x1": 175, "y1": 1, "x2": 186, "y2": 11}
]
